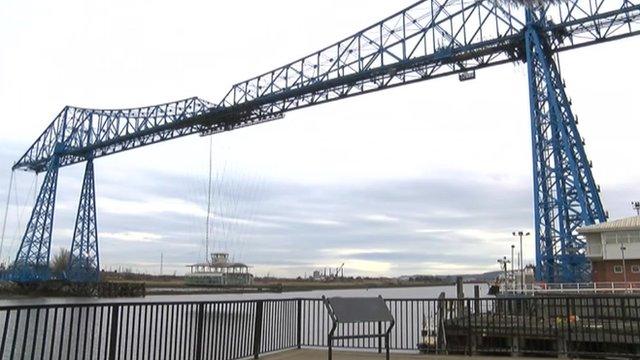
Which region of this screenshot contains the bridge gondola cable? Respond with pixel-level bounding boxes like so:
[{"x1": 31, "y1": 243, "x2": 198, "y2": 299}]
[
  {"x1": 205, "y1": 136, "x2": 214, "y2": 263},
  {"x1": 0, "y1": 170, "x2": 14, "y2": 265}
]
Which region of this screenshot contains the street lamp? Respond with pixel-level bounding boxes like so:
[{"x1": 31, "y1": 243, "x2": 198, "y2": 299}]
[
  {"x1": 498, "y1": 256, "x2": 510, "y2": 291},
  {"x1": 513, "y1": 231, "x2": 531, "y2": 290},
  {"x1": 511, "y1": 245, "x2": 515, "y2": 290},
  {"x1": 621, "y1": 244, "x2": 628, "y2": 283}
]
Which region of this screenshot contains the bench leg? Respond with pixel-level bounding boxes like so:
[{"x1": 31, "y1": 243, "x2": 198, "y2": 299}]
[{"x1": 328, "y1": 338, "x2": 332, "y2": 360}]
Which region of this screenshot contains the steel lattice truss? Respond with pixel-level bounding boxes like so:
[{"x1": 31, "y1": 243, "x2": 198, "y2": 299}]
[
  {"x1": 14, "y1": 0, "x2": 640, "y2": 173},
  {"x1": 11, "y1": 156, "x2": 59, "y2": 282},
  {"x1": 8, "y1": 0, "x2": 640, "y2": 283},
  {"x1": 525, "y1": 10, "x2": 608, "y2": 282},
  {"x1": 67, "y1": 160, "x2": 100, "y2": 282}
]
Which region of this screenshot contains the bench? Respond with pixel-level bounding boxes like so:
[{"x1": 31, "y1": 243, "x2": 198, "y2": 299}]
[{"x1": 322, "y1": 296, "x2": 395, "y2": 360}]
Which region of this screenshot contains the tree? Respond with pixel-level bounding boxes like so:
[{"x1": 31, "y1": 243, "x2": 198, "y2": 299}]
[{"x1": 51, "y1": 247, "x2": 70, "y2": 275}]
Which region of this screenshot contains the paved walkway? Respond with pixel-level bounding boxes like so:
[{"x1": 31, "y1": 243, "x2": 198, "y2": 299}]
[{"x1": 260, "y1": 349, "x2": 546, "y2": 360}]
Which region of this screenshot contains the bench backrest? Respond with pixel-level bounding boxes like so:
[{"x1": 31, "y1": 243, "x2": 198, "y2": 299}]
[{"x1": 323, "y1": 296, "x2": 394, "y2": 323}]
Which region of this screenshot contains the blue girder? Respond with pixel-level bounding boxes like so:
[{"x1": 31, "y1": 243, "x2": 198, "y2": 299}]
[
  {"x1": 10, "y1": 155, "x2": 60, "y2": 282},
  {"x1": 14, "y1": 1, "x2": 640, "y2": 174},
  {"x1": 525, "y1": 10, "x2": 607, "y2": 282},
  {"x1": 67, "y1": 159, "x2": 100, "y2": 283},
  {"x1": 7, "y1": 0, "x2": 640, "y2": 283}
]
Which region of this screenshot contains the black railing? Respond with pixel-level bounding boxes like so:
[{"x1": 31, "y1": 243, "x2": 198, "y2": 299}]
[{"x1": 1, "y1": 296, "x2": 639, "y2": 359}]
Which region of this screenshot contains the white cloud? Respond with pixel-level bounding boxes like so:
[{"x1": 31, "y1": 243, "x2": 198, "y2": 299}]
[
  {"x1": 414, "y1": 228, "x2": 452, "y2": 234},
  {"x1": 101, "y1": 231, "x2": 163, "y2": 243},
  {"x1": 321, "y1": 248, "x2": 396, "y2": 256},
  {"x1": 304, "y1": 219, "x2": 343, "y2": 226},
  {"x1": 98, "y1": 197, "x2": 206, "y2": 218},
  {"x1": 360, "y1": 214, "x2": 400, "y2": 223}
]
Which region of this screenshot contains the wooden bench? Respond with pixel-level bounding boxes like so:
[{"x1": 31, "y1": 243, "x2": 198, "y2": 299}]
[{"x1": 322, "y1": 296, "x2": 395, "y2": 360}]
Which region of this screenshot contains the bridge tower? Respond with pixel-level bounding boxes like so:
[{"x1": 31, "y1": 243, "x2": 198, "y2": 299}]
[
  {"x1": 11, "y1": 154, "x2": 60, "y2": 282},
  {"x1": 524, "y1": 9, "x2": 607, "y2": 283},
  {"x1": 67, "y1": 158, "x2": 100, "y2": 282}
]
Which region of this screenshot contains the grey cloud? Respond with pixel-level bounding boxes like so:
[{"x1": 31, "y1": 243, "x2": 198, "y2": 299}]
[{"x1": 0, "y1": 144, "x2": 552, "y2": 276}]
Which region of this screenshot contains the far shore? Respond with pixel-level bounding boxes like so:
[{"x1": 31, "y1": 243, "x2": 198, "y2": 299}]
[
  {"x1": 0, "y1": 276, "x2": 490, "y2": 299},
  {"x1": 146, "y1": 280, "x2": 488, "y2": 296}
]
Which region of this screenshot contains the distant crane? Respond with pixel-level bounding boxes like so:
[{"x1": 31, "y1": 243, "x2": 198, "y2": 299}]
[
  {"x1": 335, "y1": 263, "x2": 345, "y2": 279},
  {"x1": 4, "y1": 0, "x2": 640, "y2": 283}
]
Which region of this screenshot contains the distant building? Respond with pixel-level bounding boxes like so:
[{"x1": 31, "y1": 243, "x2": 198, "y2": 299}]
[
  {"x1": 579, "y1": 216, "x2": 640, "y2": 282},
  {"x1": 312, "y1": 270, "x2": 322, "y2": 280}
]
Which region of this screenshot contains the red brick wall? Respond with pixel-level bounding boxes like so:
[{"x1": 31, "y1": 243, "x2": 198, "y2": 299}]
[{"x1": 592, "y1": 259, "x2": 640, "y2": 282}]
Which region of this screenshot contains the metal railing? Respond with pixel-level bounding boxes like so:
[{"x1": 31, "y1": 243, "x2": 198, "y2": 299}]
[
  {"x1": 502, "y1": 282, "x2": 640, "y2": 294},
  {"x1": 1, "y1": 295, "x2": 639, "y2": 359}
]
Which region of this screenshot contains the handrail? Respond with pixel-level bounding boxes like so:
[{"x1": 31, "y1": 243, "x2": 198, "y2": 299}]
[{"x1": 501, "y1": 281, "x2": 640, "y2": 294}]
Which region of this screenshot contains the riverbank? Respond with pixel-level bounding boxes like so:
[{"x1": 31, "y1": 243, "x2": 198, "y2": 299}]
[
  {"x1": 0, "y1": 277, "x2": 488, "y2": 299},
  {"x1": 0, "y1": 269, "x2": 492, "y2": 299},
  {"x1": 0, "y1": 280, "x2": 146, "y2": 298},
  {"x1": 145, "y1": 279, "x2": 473, "y2": 295}
]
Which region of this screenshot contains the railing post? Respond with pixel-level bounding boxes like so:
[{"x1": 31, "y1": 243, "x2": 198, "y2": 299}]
[
  {"x1": 466, "y1": 299, "x2": 473, "y2": 355},
  {"x1": 108, "y1": 305, "x2": 120, "y2": 360},
  {"x1": 253, "y1": 300, "x2": 264, "y2": 359},
  {"x1": 378, "y1": 321, "x2": 382, "y2": 353},
  {"x1": 296, "y1": 299, "x2": 302, "y2": 349},
  {"x1": 195, "y1": 303, "x2": 205, "y2": 360},
  {"x1": 564, "y1": 297, "x2": 571, "y2": 358}
]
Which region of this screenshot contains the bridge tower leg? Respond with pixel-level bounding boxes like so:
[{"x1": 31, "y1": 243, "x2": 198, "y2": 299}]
[
  {"x1": 524, "y1": 10, "x2": 607, "y2": 283},
  {"x1": 11, "y1": 156, "x2": 60, "y2": 282},
  {"x1": 67, "y1": 158, "x2": 100, "y2": 282}
]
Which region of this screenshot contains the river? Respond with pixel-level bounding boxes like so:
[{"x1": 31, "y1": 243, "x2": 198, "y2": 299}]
[{"x1": 0, "y1": 283, "x2": 489, "y2": 306}]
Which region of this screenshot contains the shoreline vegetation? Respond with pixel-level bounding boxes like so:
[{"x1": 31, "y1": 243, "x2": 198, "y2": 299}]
[
  {"x1": 110, "y1": 271, "x2": 491, "y2": 296},
  {"x1": 0, "y1": 271, "x2": 492, "y2": 299}
]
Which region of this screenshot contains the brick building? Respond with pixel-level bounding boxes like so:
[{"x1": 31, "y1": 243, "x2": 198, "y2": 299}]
[{"x1": 579, "y1": 216, "x2": 640, "y2": 283}]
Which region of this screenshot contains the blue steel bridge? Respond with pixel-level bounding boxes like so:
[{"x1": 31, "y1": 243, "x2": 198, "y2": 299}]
[{"x1": 5, "y1": 0, "x2": 640, "y2": 283}]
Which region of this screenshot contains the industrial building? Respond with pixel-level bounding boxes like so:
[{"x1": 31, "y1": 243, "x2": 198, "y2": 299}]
[{"x1": 580, "y1": 216, "x2": 640, "y2": 282}]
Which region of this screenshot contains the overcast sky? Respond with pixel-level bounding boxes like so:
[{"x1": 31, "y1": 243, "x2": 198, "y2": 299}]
[{"x1": 0, "y1": 0, "x2": 639, "y2": 277}]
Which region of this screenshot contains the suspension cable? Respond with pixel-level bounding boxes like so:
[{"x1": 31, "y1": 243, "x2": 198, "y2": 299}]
[
  {"x1": 205, "y1": 136, "x2": 213, "y2": 262},
  {"x1": 0, "y1": 170, "x2": 15, "y2": 265}
]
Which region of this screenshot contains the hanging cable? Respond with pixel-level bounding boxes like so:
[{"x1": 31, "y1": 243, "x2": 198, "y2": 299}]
[
  {"x1": 8, "y1": 173, "x2": 37, "y2": 264},
  {"x1": 0, "y1": 170, "x2": 15, "y2": 265},
  {"x1": 205, "y1": 136, "x2": 214, "y2": 263}
]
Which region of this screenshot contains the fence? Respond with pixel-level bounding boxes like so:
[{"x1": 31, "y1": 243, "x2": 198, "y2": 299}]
[
  {"x1": 501, "y1": 282, "x2": 640, "y2": 294},
  {"x1": 0, "y1": 295, "x2": 639, "y2": 359}
]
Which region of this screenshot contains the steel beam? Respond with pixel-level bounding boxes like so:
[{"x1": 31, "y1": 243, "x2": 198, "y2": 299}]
[
  {"x1": 10, "y1": 156, "x2": 60, "y2": 282},
  {"x1": 11, "y1": 1, "x2": 640, "y2": 175},
  {"x1": 67, "y1": 159, "x2": 100, "y2": 282},
  {"x1": 525, "y1": 10, "x2": 607, "y2": 283}
]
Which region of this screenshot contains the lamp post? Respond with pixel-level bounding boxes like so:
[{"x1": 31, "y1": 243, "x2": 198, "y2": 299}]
[
  {"x1": 621, "y1": 244, "x2": 628, "y2": 283},
  {"x1": 498, "y1": 256, "x2": 510, "y2": 291},
  {"x1": 513, "y1": 231, "x2": 531, "y2": 290},
  {"x1": 511, "y1": 244, "x2": 515, "y2": 290}
]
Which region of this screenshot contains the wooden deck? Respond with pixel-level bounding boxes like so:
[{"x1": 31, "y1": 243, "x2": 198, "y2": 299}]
[{"x1": 260, "y1": 349, "x2": 544, "y2": 360}]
